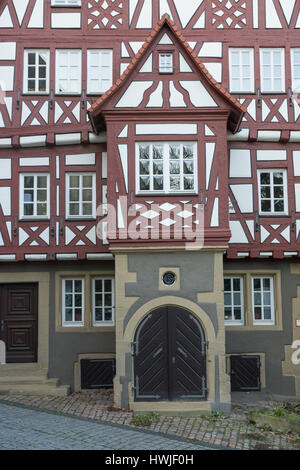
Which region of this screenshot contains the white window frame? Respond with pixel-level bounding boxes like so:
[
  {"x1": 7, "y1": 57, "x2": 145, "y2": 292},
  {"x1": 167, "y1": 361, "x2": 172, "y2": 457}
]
[
  {"x1": 159, "y1": 53, "x2": 173, "y2": 74},
  {"x1": 62, "y1": 278, "x2": 84, "y2": 327},
  {"x1": 19, "y1": 173, "x2": 50, "y2": 219},
  {"x1": 291, "y1": 48, "x2": 300, "y2": 92},
  {"x1": 224, "y1": 276, "x2": 244, "y2": 326},
  {"x1": 258, "y1": 169, "x2": 288, "y2": 216},
  {"x1": 87, "y1": 49, "x2": 113, "y2": 95},
  {"x1": 92, "y1": 278, "x2": 115, "y2": 327},
  {"x1": 55, "y1": 49, "x2": 82, "y2": 95},
  {"x1": 229, "y1": 48, "x2": 254, "y2": 93},
  {"x1": 66, "y1": 172, "x2": 96, "y2": 219},
  {"x1": 252, "y1": 276, "x2": 275, "y2": 326},
  {"x1": 51, "y1": 0, "x2": 81, "y2": 6},
  {"x1": 136, "y1": 142, "x2": 198, "y2": 195},
  {"x1": 23, "y1": 49, "x2": 50, "y2": 94},
  {"x1": 260, "y1": 48, "x2": 285, "y2": 93}
]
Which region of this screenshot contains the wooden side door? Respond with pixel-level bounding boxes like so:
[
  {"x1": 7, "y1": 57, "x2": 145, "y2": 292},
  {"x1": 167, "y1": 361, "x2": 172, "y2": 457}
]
[
  {"x1": 169, "y1": 307, "x2": 207, "y2": 401},
  {"x1": 0, "y1": 284, "x2": 38, "y2": 363}
]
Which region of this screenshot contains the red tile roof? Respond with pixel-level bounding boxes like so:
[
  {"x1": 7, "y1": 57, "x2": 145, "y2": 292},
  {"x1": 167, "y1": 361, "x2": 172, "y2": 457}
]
[{"x1": 88, "y1": 15, "x2": 246, "y2": 131}]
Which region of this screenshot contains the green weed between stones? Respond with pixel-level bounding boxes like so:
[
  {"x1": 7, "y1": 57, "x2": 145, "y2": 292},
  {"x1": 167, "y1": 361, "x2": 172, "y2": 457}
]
[{"x1": 131, "y1": 412, "x2": 160, "y2": 427}]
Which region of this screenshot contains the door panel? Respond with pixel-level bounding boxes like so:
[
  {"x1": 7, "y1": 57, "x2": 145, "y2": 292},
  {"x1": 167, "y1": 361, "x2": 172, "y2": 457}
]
[
  {"x1": 134, "y1": 306, "x2": 207, "y2": 402},
  {"x1": 134, "y1": 308, "x2": 169, "y2": 401},
  {"x1": 0, "y1": 284, "x2": 38, "y2": 363},
  {"x1": 170, "y1": 309, "x2": 207, "y2": 400}
]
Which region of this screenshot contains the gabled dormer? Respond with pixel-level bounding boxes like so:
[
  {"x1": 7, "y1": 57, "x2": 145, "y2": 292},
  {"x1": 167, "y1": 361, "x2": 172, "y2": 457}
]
[{"x1": 88, "y1": 16, "x2": 245, "y2": 248}]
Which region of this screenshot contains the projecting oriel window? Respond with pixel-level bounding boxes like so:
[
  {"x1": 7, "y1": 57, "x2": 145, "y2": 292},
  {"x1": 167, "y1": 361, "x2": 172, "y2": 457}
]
[
  {"x1": 62, "y1": 278, "x2": 84, "y2": 327},
  {"x1": 136, "y1": 142, "x2": 197, "y2": 194},
  {"x1": 260, "y1": 48, "x2": 285, "y2": 93},
  {"x1": 56, "y1": 49, "x2": 82, "y2": 95},
  {"x1": 23, "y1": 50, "x2": 50, "y2": 94},
  {"x1": 92, "y1": 278, "x2": 115, "y2": 326},
  {"x1": 258, "y1": 169, "x2": 288, "y2": 216},
  {"x1": 229, "y1": 48, "x2": 254, "y2": 93},
  {"x1": 252, "y1": 277, "x2": 275, "y2": 325},
  {"x1": 224, "y1": 277, "x2": 244, "y2": 325},
  {"x1": 20, "y1": 173, "x2": 50, "y2": 219},
  {"x1": 159, "y1": 53, "x2": 173, "y2": 73},
  {"x1": 66, "y1": 173, "x2": 96, "y2": 219},
  {"x1": 87, "y1": 50, "x2": 113, "y2": 94}
]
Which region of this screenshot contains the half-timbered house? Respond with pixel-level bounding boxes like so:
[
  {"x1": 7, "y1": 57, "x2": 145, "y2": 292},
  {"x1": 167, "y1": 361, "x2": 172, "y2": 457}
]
[{"x1": 0, "y1": 0, "x2": 299, "y2": 413}]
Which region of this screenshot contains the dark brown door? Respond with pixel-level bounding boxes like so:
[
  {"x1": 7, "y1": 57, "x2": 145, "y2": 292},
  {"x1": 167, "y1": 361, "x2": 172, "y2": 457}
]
[
  {"x1": 134, "y1": 307, "x2": 207, "y2": 401},
  {"x1": 0, "y1": 284, "x2": 38, "y2": 363}
]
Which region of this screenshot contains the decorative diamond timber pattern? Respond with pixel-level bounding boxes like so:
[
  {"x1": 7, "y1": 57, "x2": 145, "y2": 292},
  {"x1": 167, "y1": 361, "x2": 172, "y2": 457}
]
[
  {"x1": 86, "y1": 0, "x2": 124, "y2": 30},
  {"x1": 211, "y1": 0, "x2": 248, "y2": 29}
]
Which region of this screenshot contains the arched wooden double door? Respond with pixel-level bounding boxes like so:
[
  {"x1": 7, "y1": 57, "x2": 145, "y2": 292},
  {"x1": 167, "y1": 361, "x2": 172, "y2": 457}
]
[{"x1": 134, "y1": 306, "x2": 207, "y2": 401}]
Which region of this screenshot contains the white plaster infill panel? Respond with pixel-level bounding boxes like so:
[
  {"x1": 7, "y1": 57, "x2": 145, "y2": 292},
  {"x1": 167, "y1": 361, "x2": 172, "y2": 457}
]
[
  {"x1": 198, "y1": 42, "x2": 223, "y2": 58},
  {"x1": 51, "y1": 13, "x2": 81, "y2": 28},
  {"x1": 135, "y1": 124, "x2": 197, "y2": 135},
  {"x1": 20, "y1": 157, "x2": 50, "y2": 166},
  {"x1": 20, "y1": 135, "x2": 47, "y2": 147},
  {"x1": 115, "y1": 82, "x2": 153, "y2": 108},
  {"x1": 295, "y1": 184, "x2": 300, "y2": 212},
  {"x1": 229, "y1": 150, "x2": 252, "y2": 178},
  {"x1": 0, "y1": 159, "x2": 11, "y2": 179},
  {"x1": 202, "y1": 63, "x2": 222, "y2": 83},
  {"x1": 256, "y1": 150, "x2": 287, "y2": 161},
  {"x1": 0, "y1": 42, "x2": 16, "y2": 60},
  {"x1": 0, "y1": 187, "x2": 11, "y2": 216},
  {"x1": 230, "y1": 185, "x2": 254, "y2": 213},
  {"x1": 229, "y1": 220, "x2": 249, "y2": 244},
  {"x1": 293, "y1": 151, "x2": 300, "y2": 176},
  {"x1": 179, "y1": 81, "x2": 218, "y2": 108},
  {"x1": 0, "y1": 66, "x2": 14, "y2": 91},
  {"x1": 65, "y1": 153, "x2": 96, "y2": 166}
]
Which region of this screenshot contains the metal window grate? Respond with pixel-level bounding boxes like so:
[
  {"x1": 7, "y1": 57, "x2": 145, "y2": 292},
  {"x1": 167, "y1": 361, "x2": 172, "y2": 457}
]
[{"x1": 81, "y1": 358, "x2": 115, "y2": 390}]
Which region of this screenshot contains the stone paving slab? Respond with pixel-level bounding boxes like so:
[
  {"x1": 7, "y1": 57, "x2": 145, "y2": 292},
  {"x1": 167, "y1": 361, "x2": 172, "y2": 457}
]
[{"x1": 0, "y1": 391, "x2": 299, "y2": 450}]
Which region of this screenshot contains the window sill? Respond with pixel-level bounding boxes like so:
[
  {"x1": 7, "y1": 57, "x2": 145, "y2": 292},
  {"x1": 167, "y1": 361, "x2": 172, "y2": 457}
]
[
  {"x1": 66, "y1": 216, "x2": 96, "y2": 221},
  {"x1": 20, "y1": 217, "x2": 50, "y2": 221},
  {"x1": 259, "y1": 213, "x2": 289, "y2": 218}
]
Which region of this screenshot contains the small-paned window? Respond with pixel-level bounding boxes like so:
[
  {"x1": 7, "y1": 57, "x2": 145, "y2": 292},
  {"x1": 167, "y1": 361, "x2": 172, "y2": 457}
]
[
  {"x1": 258, "y1": 169, "x2": 288, "y2": 216},
  {"x1": 224, "y1": 277, "x2": 244, "y2": 325},
  {"x1": 20, "y1": 173, "x2": 50, "y2": 219},
  {"x1": 87, "y1": 50, "x2": 113, "y2": 94},
  {"x1": 252, "y1": 277, "x2": 275, "y2": 325},
  {"x1": 56, "y1": 49, "x2": 82, "y2": 95},
  {"x1": 92, "y1": 278, "x2": 114, "y2": 326},
  {"x1": 229, "y1": 48, "x2": 254, "y2": 93},
  {"x1": 136, "y1": 142, "x2": 197, "y2": 194},
  {"x1": 260, "y1": 48, "x2": 285, "y2": 93},
  {"x1": 51, "y1": 0, "x2": 81, "y2": 6},
  {"x1": 66, "y1": 173, "x2": 96, "y2": 218},
  {"x1": 23, "y1": 50, "x2": 50, "y2": 94},
  {"x1": 62, "y1": 278, "x2": 84, "y2": 326},
  {"x1": 159, "y1": 53, "x2": 173, "y2": 73}
]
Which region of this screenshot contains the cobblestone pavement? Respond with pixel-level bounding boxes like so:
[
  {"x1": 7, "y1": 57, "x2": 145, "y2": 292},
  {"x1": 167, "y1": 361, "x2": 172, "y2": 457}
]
[
  {"x1": 0, "y1": 402, "x2": 211, "y2": 450},
  {"x1": 0, "y1": 391, "x2": 299, "y2": 450}
]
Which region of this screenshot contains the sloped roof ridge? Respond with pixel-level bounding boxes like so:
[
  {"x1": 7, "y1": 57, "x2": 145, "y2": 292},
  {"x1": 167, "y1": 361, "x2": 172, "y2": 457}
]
[{"x1": 88, "y1": 15, "x2": 246, "y2": 115}]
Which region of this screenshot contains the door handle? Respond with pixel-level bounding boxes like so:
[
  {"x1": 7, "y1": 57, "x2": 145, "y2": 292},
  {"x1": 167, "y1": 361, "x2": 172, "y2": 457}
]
[
  {"x1": 172, "y1": 356, "x2": 175, "y2": 365},
  {"x1": 0, "y1": 320, "x2": 4, "y2": 332}
]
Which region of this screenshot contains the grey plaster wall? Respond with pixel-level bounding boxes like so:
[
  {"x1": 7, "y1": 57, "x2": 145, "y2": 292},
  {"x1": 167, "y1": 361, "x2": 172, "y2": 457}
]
[
  {"x1": 124, "y1": 252, "x2": 218, "y2": 335},
  {"x1": 224, "y1": 260, "x2": 300, "y2": 396}
]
